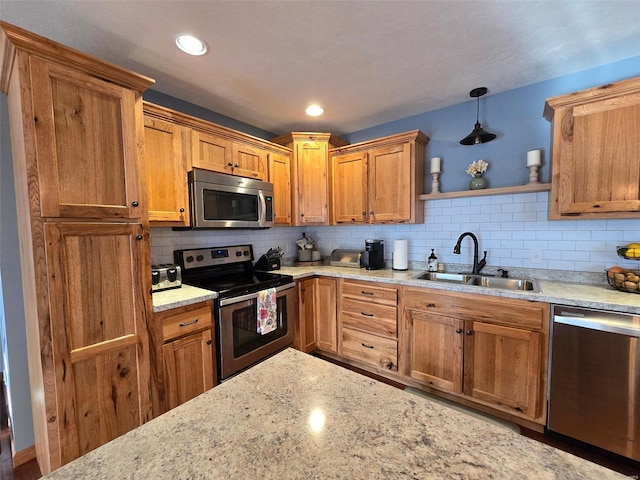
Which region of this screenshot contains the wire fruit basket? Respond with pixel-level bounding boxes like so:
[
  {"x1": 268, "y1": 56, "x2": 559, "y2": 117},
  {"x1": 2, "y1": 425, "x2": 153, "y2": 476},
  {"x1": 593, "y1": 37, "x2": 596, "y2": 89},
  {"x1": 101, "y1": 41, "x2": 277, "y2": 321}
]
[{"x1": 606, "y1": 267, "x2": 640, "y2": 294}]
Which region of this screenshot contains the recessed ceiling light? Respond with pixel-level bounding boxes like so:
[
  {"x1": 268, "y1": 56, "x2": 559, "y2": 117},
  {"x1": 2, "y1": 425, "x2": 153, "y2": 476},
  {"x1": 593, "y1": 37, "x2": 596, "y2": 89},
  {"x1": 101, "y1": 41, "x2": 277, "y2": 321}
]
[
  {"x1": 175, "y1": 34, "x2": 209, "y2": 56},
  {"x1": 305, "y1": 104, "x2": 324, "y2": 116}
]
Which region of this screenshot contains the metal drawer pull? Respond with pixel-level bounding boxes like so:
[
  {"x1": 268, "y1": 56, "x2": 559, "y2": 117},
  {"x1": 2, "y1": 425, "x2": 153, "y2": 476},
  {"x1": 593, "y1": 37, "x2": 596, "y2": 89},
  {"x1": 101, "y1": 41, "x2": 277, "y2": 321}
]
[
  {"x1": 361, "y1": 343, "x2": 374, "y2": 349},
  {"x1": 361, "y1": 312, "x2": 374, "y2": 317},
  {"x1": 361, "y1": 291, "x2": 374, "y2": 296},
  {"x1": 179, "y1": 318, "x2": 199, "y2": 327}
]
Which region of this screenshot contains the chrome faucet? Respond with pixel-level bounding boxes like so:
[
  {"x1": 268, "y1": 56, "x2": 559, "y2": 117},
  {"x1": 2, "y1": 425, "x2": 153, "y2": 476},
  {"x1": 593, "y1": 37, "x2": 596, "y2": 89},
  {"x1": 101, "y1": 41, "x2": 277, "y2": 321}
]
[{"x1": 453, "y1": 232, "x2": 487, "y2": 275}]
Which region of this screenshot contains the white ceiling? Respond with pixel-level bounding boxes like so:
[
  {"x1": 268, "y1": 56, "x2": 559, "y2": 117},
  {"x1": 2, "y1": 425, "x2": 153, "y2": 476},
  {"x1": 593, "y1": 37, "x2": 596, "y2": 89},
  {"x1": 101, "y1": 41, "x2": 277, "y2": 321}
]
[{"x1": 3, "y1": 0, "x2": 640, "y2": 136}]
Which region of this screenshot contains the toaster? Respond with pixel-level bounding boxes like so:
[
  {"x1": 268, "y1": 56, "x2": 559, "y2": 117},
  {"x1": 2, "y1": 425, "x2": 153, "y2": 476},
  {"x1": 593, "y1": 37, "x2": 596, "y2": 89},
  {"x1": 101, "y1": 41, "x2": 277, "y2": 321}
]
[{"x1": 151, "y1": 264, "x2": 182, "y2": 292}]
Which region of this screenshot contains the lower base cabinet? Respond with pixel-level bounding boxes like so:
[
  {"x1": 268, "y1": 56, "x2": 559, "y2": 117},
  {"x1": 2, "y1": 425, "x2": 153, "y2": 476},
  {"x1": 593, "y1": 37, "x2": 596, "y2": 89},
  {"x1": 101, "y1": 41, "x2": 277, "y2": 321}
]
[
  {"x1": 339, "y1": 280, "x2": 399, "y2": 373},
  {"x1": 295, "y1": 277, "x2": 337, "y2": 353},
  {"x1": 403, "y1": 287, "x2": 549, "y2": 424},
  {"x1": 156, "y1": 301, "x2": 216, "y2": 412}
]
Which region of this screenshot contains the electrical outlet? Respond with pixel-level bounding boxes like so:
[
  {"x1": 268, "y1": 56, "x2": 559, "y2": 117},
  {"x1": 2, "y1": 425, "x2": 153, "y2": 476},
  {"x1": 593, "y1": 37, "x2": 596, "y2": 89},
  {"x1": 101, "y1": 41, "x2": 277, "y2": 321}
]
[{"x1": 531, "y1": 248, "x2": 542, "y2": 264}]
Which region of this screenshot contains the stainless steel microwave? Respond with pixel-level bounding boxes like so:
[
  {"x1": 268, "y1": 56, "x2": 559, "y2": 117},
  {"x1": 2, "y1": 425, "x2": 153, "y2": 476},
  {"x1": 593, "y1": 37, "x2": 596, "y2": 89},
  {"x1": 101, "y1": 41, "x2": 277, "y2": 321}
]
[{"x1": 188, "y1": 169, "x2": 275, "y2": 229}]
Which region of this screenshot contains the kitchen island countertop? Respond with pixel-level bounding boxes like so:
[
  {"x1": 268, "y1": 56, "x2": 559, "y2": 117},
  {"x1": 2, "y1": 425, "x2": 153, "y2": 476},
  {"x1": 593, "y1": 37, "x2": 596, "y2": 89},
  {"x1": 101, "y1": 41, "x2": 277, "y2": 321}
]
[{"x1": 43, "y1": 348, "x2": 626, "y2": 479}]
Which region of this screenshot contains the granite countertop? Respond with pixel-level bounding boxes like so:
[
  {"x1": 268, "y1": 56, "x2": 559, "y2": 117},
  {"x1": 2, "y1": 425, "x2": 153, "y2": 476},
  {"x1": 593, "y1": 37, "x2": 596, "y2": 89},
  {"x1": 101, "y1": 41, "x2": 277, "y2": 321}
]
[
  {"x1": 277, "y1": 265, "x2": 640, "y2": 315},
  {"x1": 152, "y1": 284, "x2": 217, "y2": 313},
  {"x1": 151, "y1": 265, "x2": 639, "y2": 315},
  {"x1": 43, "y1": 348, "x2": 626, "y2": 479}
]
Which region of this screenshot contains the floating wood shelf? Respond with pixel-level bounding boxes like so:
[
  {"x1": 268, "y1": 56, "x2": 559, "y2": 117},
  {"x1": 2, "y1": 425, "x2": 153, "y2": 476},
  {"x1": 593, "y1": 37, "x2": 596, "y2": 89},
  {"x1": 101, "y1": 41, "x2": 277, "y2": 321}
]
[{"x1": 419, "y1": 183, "x2": 551, "y2": 200}]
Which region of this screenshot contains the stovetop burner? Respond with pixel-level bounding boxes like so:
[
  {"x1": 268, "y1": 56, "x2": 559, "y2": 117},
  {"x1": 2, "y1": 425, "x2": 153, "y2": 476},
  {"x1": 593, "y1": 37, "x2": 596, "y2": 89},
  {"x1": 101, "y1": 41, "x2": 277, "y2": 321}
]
[{"x1": 174, "y1": 245, "x2": 293, "y2": 298}]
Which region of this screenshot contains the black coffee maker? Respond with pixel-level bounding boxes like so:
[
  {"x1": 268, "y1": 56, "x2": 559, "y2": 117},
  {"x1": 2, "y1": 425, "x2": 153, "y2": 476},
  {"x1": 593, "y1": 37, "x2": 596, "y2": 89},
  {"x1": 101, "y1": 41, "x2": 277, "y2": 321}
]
[{"x1": 361, "y1": 239, "x2": 384, "y2": 270}]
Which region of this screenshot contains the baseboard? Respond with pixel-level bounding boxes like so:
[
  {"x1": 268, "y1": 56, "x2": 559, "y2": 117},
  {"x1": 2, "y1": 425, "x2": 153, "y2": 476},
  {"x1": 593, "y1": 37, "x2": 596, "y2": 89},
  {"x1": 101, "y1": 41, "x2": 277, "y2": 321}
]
[{"x1": 13, "y1": 444, "x2": 36, "y2": 467}]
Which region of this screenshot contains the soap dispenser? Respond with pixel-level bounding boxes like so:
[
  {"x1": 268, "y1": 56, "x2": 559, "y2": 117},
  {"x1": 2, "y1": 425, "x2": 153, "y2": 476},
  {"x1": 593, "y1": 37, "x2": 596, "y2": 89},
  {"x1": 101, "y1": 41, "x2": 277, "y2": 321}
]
[{"x1": 428, "y1": 249, "x2": 438, "y2": 272}]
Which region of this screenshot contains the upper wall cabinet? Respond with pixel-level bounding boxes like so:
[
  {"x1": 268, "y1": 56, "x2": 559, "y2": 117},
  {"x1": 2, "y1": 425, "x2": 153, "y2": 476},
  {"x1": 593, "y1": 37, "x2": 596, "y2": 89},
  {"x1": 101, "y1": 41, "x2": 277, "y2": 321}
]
[
  {"x1": 330, "y1": 130, "x2": 428, "y2": 225},
  {"x1": 544, "y1": 75, "x2": 640, "y2": 219},
  {"x1": 141, "y1": 102, "x2": 291, "y2": 226},
  {"x1": 272, "y1": 132, "x2": 349, "y2": 226},
  {"x1": 143, "y1": 103, "x2": 190, "y2": 226},
  {"x1": 29, "y1": 56, "x2": 146, "y2": 219}
]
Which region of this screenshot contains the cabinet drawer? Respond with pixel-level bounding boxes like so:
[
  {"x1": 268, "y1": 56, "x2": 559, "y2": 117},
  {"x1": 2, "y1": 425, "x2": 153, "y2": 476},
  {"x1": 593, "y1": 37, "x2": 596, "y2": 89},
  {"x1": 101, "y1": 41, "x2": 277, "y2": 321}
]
[
  {"x1": 162, "y1": 306, "x2": 213, "y2": 342},
  {"x1": 342, "y1": 328, "x2": 397, "y2": 372},
  {"x1": 404, "y1": 287, "x2": 545, "y2": 331},
  {"x1": 342, "y1": 280, "x2": 397, "y2": 305},
  {"x1": 341, "y1": 297, "x2": 397, "y2": 338}
]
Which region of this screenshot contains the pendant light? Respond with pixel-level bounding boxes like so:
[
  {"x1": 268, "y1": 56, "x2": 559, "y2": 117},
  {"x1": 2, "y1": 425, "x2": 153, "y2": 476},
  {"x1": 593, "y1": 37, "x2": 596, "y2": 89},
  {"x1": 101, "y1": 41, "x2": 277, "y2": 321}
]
[{"x1": 459, "y1": 87, "x2": 496, "y2": 145}]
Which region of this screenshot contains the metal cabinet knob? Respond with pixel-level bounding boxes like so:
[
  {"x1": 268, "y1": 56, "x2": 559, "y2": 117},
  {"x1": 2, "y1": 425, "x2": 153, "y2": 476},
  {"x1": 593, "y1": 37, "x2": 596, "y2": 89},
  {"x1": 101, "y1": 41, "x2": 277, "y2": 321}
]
[
  {"x1": 179, "y1": 207, "x2": 185, "y2": 213},
  {"x1": 466, "y1": 330, "x2": 473, "y2": 335},
  {"x1": 136, "y1": 234, "x2": 143, "y2": 240},
  {"x1": 131, "y1": 201, "x2": 139, "y2": 207},
  {"x1": 456, "y1": 328, "x2": 462, "y2": 334},
  {"x1": 205, "y1": 339, "x2": 212, "y2": 345}
]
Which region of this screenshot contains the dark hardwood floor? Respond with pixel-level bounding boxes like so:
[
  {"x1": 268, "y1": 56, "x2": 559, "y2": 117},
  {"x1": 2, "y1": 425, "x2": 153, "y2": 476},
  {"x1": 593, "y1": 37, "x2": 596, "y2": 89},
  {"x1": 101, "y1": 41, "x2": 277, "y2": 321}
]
[
  {"x1": 2, "y1": 364, "x2": 639, "y2": 479},
  {"x1": 1, "y1": 377, "x2": 41, "y2": 480}
]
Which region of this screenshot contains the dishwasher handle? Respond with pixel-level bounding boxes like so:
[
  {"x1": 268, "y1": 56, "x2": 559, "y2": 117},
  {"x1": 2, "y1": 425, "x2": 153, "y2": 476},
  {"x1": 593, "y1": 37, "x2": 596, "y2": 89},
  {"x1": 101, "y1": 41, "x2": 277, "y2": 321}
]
[{"x1": 554, "y1": 314, "x2": 640, "y2": 338}]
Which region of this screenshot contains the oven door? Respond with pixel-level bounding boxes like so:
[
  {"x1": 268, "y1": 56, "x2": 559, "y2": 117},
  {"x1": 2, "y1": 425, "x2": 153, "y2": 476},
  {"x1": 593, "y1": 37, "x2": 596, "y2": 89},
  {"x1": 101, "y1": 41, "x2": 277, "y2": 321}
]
[{"x1": 217, "y1": 283, "x2": 296, "y2": 380}]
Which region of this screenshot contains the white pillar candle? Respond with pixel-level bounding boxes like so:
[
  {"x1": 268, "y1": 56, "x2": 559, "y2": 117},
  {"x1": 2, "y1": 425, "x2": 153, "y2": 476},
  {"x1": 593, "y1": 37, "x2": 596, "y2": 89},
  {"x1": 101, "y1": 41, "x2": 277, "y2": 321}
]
[
  {"x1": 527, "y1": 149, "x2": 542, "y2": 167},
  {"x1": 430, "y1": 157, "x2": 441, "y2": 173}
]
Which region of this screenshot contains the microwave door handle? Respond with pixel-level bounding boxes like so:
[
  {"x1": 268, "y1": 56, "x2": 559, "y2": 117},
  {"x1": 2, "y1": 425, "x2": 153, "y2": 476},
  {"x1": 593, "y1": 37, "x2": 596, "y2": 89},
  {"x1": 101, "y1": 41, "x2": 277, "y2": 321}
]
[{"x1": 258, "y1": 190, "x2": 266, "y2": 226}]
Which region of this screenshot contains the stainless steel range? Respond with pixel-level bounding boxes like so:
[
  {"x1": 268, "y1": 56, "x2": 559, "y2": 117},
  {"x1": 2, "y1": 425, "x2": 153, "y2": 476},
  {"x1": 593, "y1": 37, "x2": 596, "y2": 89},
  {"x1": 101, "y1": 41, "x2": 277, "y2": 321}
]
[{"x1": 174, "y1": 245, "x2": 296, "y2": 381}]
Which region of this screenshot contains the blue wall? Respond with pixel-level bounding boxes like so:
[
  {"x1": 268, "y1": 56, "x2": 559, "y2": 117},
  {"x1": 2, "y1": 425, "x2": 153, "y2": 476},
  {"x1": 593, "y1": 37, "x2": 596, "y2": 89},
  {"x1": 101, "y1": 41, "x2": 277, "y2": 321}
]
[
  {"x1": 343, "y1": 55, "x2": 640, "y2": 193},
  {"x1": 144, "y1": 90, "x2": 277, "y2": 139}
]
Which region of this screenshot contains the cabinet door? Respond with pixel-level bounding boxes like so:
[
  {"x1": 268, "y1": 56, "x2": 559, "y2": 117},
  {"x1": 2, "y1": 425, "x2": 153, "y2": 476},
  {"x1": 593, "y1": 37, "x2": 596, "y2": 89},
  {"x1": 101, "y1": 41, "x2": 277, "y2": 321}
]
[
  {"x1": 268, "y1": 151, "x2": 292, "y2": 225},
  {"x1": 163, "y1": 329, "x2": 215, "y2": 410},
  {"x1": 191, "y1": 130, "x2": 233, "y2": 174},
  {"x1": 294, "y1": 140, "x2": 329, "y2": 225},
  {"x1": 30, "y1": 56, "x2": 143, "y2": 219},
  {"x1": 332, "y1": 151, "x2": 368, "y2": 224},
  {"x1": 404, "y1": 310, "x2": 463, "y2": 393},
  {"x1": 369, "y1": 142, "x2": 412, "y2": 223},
  {"x1": 44, "y1": 222, "x2": 151, "y2": 464},
  {"x1": 553, "y1": 96, "x2": 640, "y2": 216},
  {"x1": 464, "y1": 321, "x2": 541, "y2": 417},
  {"x1": 296, "y1": 279, "x2": 317, "y2": 353},
  {"x1": 315, "y1": 277, "x2": 338, "y2": 353},
  {"x1": 232, "y1": 142, "x2": 267, "y2": 180},
  {"x1": 144, "y1": 115, "x2": 189, "y2": 225}
]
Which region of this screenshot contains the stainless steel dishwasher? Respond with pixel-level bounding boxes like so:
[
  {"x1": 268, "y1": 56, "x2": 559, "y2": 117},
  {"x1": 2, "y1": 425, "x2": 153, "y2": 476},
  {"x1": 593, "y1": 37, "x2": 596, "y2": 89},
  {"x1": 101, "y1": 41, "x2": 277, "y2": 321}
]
[{"x1": 548, "y1": 305, "x2": 640, "y2": 461}]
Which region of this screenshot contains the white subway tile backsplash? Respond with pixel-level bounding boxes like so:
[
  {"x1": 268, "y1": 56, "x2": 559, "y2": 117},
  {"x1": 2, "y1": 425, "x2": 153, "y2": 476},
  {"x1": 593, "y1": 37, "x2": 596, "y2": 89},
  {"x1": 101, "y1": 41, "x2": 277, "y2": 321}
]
[{"x1": 148, "y1": 193, "x2": 640, "y2": 274}]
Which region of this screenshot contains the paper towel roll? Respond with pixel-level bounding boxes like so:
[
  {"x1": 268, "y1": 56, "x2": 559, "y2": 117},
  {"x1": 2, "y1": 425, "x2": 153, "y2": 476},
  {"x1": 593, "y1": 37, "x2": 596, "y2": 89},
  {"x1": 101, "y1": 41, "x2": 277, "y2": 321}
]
[{"x1": 393, "y1": 240, "x2": 408, "y2": 271}]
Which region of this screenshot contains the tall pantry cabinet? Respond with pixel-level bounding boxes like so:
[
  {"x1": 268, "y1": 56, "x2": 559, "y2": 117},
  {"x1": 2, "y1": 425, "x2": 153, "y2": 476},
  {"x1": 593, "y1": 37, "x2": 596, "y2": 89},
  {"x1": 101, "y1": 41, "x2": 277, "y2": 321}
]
[{"x1": 0, "y1": 22, "x2": 155, "y2": 474}]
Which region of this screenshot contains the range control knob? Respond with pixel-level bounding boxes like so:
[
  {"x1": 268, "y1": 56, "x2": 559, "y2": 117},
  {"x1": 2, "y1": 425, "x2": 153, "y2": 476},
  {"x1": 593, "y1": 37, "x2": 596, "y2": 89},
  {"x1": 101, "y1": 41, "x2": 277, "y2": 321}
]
[
  {"x1": 236, "y1": 251, "x2": 242, "y2": 257},
  {"x1": 243, "y1": 250, "x2": 249, "y2": 256},
  {"x1": 186, "y1": 256, "x2": 194, "y2": 263},
  {"x1": 196, "y1": 255, "x2": 204, "y2": 261}
]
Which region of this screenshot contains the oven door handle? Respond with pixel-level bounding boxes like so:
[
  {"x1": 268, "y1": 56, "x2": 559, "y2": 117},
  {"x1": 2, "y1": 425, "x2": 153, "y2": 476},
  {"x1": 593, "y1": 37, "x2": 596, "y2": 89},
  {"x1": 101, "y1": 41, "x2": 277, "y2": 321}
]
[{"x1": 219, "y1": 283, "x2": 295, "y2": 306}]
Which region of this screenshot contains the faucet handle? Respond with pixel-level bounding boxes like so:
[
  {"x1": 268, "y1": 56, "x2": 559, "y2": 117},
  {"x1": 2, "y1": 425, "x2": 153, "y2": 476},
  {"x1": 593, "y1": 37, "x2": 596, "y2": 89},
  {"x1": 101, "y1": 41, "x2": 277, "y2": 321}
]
[{"x1": 497, "y1": 268, "x2": 509, "y2": 278}]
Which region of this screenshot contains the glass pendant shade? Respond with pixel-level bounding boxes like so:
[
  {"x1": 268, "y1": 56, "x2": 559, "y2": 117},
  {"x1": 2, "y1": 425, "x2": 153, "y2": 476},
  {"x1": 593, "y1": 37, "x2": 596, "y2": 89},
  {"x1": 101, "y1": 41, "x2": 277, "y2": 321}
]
[{"x1": 460, "y1": 87, "x2": 496, "y2": 146}]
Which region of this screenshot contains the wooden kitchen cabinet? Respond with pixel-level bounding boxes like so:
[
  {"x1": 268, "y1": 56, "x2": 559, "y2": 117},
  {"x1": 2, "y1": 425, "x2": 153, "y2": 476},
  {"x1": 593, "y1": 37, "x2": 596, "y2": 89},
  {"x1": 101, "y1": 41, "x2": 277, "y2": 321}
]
[
  {"x1": 28, "y1": 55, "x2": 145, "y2": 220},
  {"x1": 0, "y1": 21, "x2": 155, "y2": 474},
  {"x1": 272, "y1": 132, "x2": 349, "y2": 226},
  {"x1": 295, "y1": 277, "x2": 337, "y2": 353},
  {"x1": 544, "y1": 75, "x2": 640, "y2": 219},
  {"x1": 403, "y1": 287, "x2": 549, "y2": 425},
  {"x1": 191, "y1": 130, "x2": 267, "y2": 180},
  {"x1": 143, "y1": 103, "x2": 190, "y2": 226},
  {"x1": 191, "y1": 129, "x2": 234, "y2": 174},
  {"x1": 339, "y1": 280, "x2": 399, "y2": 372},
  {"x1": 330, "y1": 130, "x2": 428, "y2": 225},
  {"x1": 157, "y1": 301, "x2": 216, "y2": 412},
  {"x1": 231, "y1": 141, "x2": 267, "y2": 180},
  {"x1": 268, "y1": 151, "x2": 292, "y2": 225}
]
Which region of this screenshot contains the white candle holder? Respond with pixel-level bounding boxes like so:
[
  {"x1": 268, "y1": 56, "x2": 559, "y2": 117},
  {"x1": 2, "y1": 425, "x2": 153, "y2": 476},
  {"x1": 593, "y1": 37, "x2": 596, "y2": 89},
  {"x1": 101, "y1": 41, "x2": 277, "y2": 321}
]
[
  {"x1": 431, "y1": 172, "x2": 441, "y2": 193},
  {"x1": 527, "y1": 164, "x2": 540, "y2": 184}
]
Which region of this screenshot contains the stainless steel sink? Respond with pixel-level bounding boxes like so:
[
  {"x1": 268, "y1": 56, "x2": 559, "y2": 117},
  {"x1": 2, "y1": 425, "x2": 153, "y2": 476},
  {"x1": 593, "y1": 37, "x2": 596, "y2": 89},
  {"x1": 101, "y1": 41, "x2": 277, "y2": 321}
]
[
  {"x1": 414, "y1": 272, "x2": 539, "y2": 292},
  {"x1": 415, "y1": 272, "x2": 471, "y2": 283}
]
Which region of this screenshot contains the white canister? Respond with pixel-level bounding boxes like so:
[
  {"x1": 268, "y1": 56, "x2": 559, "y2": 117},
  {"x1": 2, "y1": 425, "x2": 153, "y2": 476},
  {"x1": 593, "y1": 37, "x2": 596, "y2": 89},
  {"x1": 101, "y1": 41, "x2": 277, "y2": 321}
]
[{"x1": 392, "y1": 240, "x2": 408, "y2": 271}]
